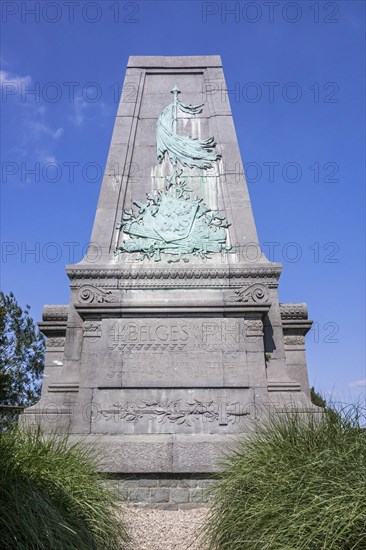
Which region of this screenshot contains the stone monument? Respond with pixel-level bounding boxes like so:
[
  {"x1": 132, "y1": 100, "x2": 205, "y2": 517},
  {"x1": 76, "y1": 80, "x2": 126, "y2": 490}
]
[{"x1": 21, "y1": 56, "x2": 316, "y2": 507}]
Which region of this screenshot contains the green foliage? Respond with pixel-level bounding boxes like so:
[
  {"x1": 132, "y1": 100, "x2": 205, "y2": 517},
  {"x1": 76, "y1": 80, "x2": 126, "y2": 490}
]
[
  {"x1": 310, "y1": 386, "x2": 341, "y2": 423},
  {"x1": 202, "y1": 405, "x2": 366, "y2": 550},
  {"x1": 0, "y1": 291, "x2": 45, "y2": 406},
  {"x1": 310, "y1": 386, "x2": 327, "y2": 408},
  {"x1": 0, "y1": 428, "x2": 129, "y2": 549}
]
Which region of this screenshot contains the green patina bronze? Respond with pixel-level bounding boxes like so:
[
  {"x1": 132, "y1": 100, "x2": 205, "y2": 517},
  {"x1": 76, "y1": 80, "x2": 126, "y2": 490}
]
[
  {"x1": 115, "y1": 169, "x2": 233, "y2": 263},
  {"x1": 157, "y1": 84, "x2": 221, "y2": 170}
]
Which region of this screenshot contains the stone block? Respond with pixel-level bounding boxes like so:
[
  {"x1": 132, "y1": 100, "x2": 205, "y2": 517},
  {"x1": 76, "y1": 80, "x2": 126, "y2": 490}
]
[
  {"x1": 170, "y1": 489, "x2": 189, "y2": 504},
  {"x1": 150, "y1": 488, "x2": 170, "y2": 503},
  {"x1": 179, "y1": 479, "x2": 198, "y2": 488},
  {"x1": 158, "y1": 479, "x2": 178, "y2": 488},
  {"x1": 128, "y1": 489, "x2": 150, "y2": 503},
  {"x1": 197, "y1": 479, "x2": 216, "y2": 489},
  {"x1": 138, "y1": 478, "x2": 158, "y2": 487},
  {"x1": 190, "y1": 488, "x2": 209, "y2": 503}
]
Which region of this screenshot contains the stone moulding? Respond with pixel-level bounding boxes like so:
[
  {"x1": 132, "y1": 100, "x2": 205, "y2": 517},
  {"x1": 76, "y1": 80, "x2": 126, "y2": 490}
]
[
  {"x1": 42, "y1": 305, "x2": 69, "y2": 321},
  {"x1": 67, "y1": 266, "x2": 282, "y2": 289},
  {"x1": 48, "y1": 383, "x2": 79, "y2": 393},
  {"x1": 76, "y1": 282, "x2": 270, "y2": 306},
  {"x1": 74, "y1": 302, "x2": 271, "y2": 318},
  {"x1": 38, "y1": 306, "x2": 68, "y2": 338},
  {"x1": 67, "y1": 267, "x2": 281, "y2": 280},
  {"x1": 280, "y1": 303, "x2": 308, "y2": 320},
  {"x1": 267, "y1": 382, "x2": 302, "y2": 392}
]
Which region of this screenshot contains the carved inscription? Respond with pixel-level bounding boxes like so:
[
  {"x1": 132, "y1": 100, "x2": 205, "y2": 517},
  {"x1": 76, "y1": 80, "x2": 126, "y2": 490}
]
[
  {"x1": 108, "y1": 321, "x2": 189, "y2": 351},
  {"x1": 102, "y1": 319, "x2": 260, "y2": 387},
  {"x1": 107, "y1": 319, "x2": 262, "y2": 352}
]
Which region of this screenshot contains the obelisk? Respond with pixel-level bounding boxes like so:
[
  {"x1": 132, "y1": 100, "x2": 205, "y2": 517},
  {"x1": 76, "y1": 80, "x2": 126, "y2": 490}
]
[{"x1": 22, "y1": 56, "x2": 316, "y2": 507}]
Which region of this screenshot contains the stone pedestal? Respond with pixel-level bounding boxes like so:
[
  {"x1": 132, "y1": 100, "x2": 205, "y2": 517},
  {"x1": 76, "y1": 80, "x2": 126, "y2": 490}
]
[{"x1": 21, "y1": 56, "x2": 317, "y2": 507}]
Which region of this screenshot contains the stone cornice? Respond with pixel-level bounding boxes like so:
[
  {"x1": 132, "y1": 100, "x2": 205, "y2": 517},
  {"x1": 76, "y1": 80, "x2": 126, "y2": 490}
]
[
  {"x1": 43, "y1": 305, "x2": 69, "y2": 321},
  {"x1": 66, "y1": 266, "x2": 282, "y2": 289},
  {"x1": 280, "y1": 303, "x2": 308, "y2": 320},
  {"x1": 74, "y1": 302, "x2": 271, "y2": 318}
]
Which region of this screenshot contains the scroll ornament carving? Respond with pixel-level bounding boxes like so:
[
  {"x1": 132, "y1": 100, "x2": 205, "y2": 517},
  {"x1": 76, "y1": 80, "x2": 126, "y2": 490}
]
[
  {"x1": 77, "y1": 285, "x2": 118, "y2": 304},
  {"x1": 229, "y1": 284, "x2": 269, "y2": 303}
]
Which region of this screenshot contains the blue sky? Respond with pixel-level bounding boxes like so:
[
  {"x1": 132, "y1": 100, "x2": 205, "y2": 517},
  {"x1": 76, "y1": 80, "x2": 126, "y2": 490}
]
[{"x1": 1, "y1": 0, "x2": 365, "y2": 403}]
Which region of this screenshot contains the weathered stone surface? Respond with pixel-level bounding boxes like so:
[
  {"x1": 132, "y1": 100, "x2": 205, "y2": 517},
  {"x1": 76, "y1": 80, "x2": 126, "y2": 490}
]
[
  {"x1": 159, "y1": 479, "x2": 179, "y2": 488},
  {"x1": 179, "y1": 479, "x2": 198, "y2": 488},
  {"x1": 190, "y1": 489, "x2": 208, "y2": 503},
  {"x1": 138, "y1": 478, "x2": 158, "y2": 487},
  {"x1": 170, "y1": 489, "x2": 189, "y2": 504},
  {"x1": 150, "y1": 489, "x2": 170, "y2": 503},
  {"x1": 129, "y1": 489, "x2": 150, "y2": 503}
]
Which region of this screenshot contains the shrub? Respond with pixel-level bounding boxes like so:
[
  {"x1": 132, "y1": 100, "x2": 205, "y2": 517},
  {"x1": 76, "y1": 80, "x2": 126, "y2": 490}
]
[
  {"x1": 203, "y1": 404, "x2": 366, "y2": 550},
  {"x1": 0, "y1": 428, "x2": 129, "y2": 549}
]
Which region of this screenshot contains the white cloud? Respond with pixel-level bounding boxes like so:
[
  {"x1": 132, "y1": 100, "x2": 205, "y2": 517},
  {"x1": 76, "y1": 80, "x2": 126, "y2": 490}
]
[
  {"x1": 69, "y1": 93, "x2": 110, "y2": 127},
  {"x1": 0, "y1": 69, "x2": 32, "y2": 89},
  {"x1": 54, "y1": 127, "x2": 64, "y2": 139},
  {"x1": 2, "y1": 67, "x2": 74, "y2": 169},
  {"x1": 70, "y1": 94, "x2": 88, "y2": 126},
  {"x1": 36, "y1": 150, "x2": 58, "y2": 164},
  {"x1": 27, "y1": 118, "x2": 64, "y2": 140},
  {"x1": 349, "y1": 379, "x2": 366, "y2": 388},
  {"x1": 18, "y1": 106, "x2": 64, "y2": 164}
]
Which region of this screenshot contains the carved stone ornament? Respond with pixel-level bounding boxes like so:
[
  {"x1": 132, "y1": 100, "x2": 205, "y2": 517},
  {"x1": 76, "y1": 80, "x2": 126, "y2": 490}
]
[
  {"x1": 228, "y1": 283, "x2": 269, "y2": 303},
  {"x1": 284, "y1": 335, "x2": 305, "y2": 346},
  {"x1": 77, "y1": 285, "x2": 118, "y2": 304},
  {"x1": 68, "y1": 267, "x2": 281, "y2": 282},
  {"x1": 101, "y1": 399, "x2": 249, "y2": 427},
  {"x1": 46, "y1": 337, "x2": 65, "y2": 348},
  {"x1": 83, "y1": 322, "x2": 102, "y2": 338},
  {"x1": 244, "y1": 320, "x2": 264, "y2": 338},
  {"x1": 116, "y1": 168, "x2": 233, "y2": 263}
]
